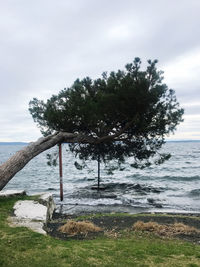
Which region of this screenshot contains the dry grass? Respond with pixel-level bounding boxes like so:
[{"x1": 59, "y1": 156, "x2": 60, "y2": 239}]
[
  {"x1": 133, "y1": 221, "x2": 200, "y2": 237},
  {"x1": 104, "y1": 228, "x2": 121, "y2": 239},
  {"x1": 58, "y1": 220, "x2": 102, "y2": 236}
]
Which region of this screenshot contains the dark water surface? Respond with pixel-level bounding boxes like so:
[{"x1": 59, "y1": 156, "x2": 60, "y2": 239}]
[{"x1": 1, "y1": 142, "x2": 200, "y2": 214}]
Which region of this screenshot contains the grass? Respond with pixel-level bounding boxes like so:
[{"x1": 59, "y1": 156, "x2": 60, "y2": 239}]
[
  {"x1": 0, "y1": 196, "x2": 200, "y2": 267},
  {"x1": 74, "y1": 212, "x2": 200, "y2": 221}
]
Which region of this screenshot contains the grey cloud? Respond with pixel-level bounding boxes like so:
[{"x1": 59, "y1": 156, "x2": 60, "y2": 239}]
[
  {"x1": 0, "y1": 0, "x2": 200, "y2": 141},
  {"x1": 184, "y1": 106, "x2": 200, "y2": 116}
]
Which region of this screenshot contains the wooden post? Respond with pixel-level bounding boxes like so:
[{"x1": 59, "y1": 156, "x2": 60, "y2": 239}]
[
  {"x1": 97, "y1": 155, "x2": 100, "y2": 190},
  {"x1": 59, "y1": 143, "x2": 63, "y2": 201}
]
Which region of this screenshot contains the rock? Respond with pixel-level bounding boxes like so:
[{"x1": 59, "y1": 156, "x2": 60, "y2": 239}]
[
  {"x1": 8, "y1": 192, "x2": 56, "y2": 235},
  {"x1": 14, "y1": 200, "x2": 47, "y2": 220},
  {"x1": 8, "y1": 217, "x2": 46, "y2": 235},
  {"x1": 122, "y1": 198, "x2": 135, "y2": 205},
  {"x1": 147, "y1": 198, "x2": 163, "y2": 208},
  {"x1": 133, "y1": 184, "x2": 142, "y2": 190},
  {"x1": 38, "y1": 193, "x2": 56, "y2": 221},
  {"x1": 9, "y1": 200, "x2": 47, "y2": 235},
  {"x1": 154, "y1": 204, "x2": 163, "y2": 208},
  {"x1": 0, "y1": 190, "x2": 26, "y2": 197},
  {"x1": 152, "y1": 189, "x2": 162, "y2": 193},
  {"x1": 147, "y1": 198, "x2": 155, "y2": 204},
  {"x1": 91, "y1": 186, "x2": 106, "y2": 190}
]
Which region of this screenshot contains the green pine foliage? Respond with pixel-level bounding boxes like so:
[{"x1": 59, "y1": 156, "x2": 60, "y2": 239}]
[{"x1": 29, "y1": 58, "x2": 184, "y2": 168}]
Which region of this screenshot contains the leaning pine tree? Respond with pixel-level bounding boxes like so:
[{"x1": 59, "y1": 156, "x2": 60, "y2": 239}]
[{"x1": 0, "y1": 58, "x2": 184, "y2": 190}]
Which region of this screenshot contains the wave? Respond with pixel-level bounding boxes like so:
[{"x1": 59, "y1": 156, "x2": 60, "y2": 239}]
[
  {"x1": 188, "y1": 189, "x2": 200, "y2": 197},
  {"x1": 56, "y1": 197, "x2": 123, "y2": 206},
  {"x1": 162, "y1": 175, "x2": 200, "y2": 181},
  {"x1": 126, "y1": 174, "x2": 200, "y2": 182},
  {"x1": 84, "y1": 182, "x2": 165, "y2": 194}
]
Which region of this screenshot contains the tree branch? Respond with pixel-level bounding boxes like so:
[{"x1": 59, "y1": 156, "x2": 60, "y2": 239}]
[{"x1": 0, "y1": 132, "x2": 97, "y2": 190}]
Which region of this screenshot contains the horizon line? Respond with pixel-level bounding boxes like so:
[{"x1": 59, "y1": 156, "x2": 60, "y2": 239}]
[{"x1": 0, "y1": 139, "x2": 200, "y2": 144}]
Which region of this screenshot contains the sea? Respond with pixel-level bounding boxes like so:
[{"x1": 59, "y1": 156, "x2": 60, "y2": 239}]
[{"x1": 0, "y1": 141, "x2": 200, "y2": 214}]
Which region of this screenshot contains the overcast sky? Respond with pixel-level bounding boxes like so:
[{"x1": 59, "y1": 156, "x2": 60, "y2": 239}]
[{"x1": 0, "y1": 0, "x2": 200, "y2": 142}]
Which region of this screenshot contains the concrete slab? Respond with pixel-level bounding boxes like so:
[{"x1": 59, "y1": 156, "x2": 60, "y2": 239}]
[
  {"x1": 8, "y1": 217, "x2": 46, "y2": 235},
  {"x1": 7, "y1": 192, "x2": 56, "y2": 235},
  {"x1": 13, "y1": 200, "x2": 47, "y2": 221}
]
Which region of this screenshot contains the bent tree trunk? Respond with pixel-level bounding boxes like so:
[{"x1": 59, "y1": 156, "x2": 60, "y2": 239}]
[{"x1": 0, "y1": 132, "x2": 95, "y2": 190}]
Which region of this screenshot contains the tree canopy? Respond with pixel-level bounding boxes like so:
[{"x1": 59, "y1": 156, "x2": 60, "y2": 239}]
[{"x1": 29, "y1": 58, "x2": 184, "y2": 169}]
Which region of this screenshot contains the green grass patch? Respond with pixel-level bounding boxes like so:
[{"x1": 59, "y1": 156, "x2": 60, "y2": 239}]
[
  {"x1": 0, "y1": 195, "x2": 200, "y2": 266},
  {"x1": 74, "y1": 212, "x2": 200, "y2": 221}
]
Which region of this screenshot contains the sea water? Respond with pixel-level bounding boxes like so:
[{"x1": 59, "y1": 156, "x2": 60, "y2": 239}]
[{"x1": 0, "y1": 142, "x2": 200, "y2": 214}]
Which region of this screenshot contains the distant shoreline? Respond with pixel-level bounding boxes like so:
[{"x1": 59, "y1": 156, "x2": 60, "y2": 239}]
[
  {"x1": 0, "y1": 142, "x2": 28, "y2": 145},
  {"x1": 1, "y1": 140, "x2": 200, "y2": 145},
  {"x1": 166, "y1": 140, "x2": 200, "y2": 142}
]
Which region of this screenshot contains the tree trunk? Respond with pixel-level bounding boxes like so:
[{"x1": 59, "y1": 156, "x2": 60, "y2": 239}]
[{"x1": 0, "y1": 132, "x2": 95, "y2": 190}]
